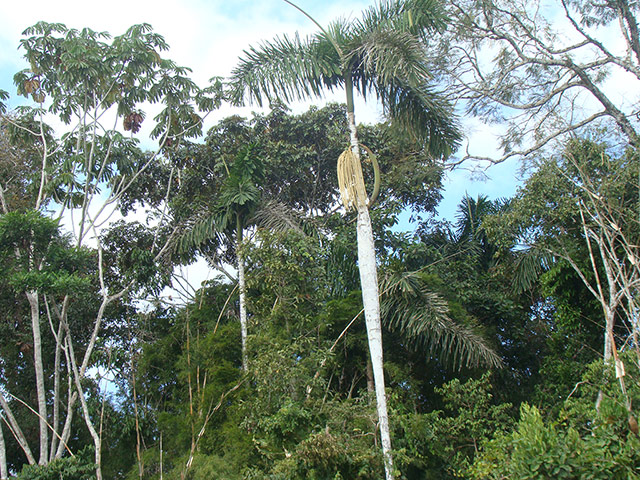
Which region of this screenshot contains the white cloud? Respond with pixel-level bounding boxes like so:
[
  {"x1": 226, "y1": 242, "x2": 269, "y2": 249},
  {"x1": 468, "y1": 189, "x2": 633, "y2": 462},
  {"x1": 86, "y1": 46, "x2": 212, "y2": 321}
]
[{"x1": 0, "y1": 0, "x2": 518, "y2": 298}]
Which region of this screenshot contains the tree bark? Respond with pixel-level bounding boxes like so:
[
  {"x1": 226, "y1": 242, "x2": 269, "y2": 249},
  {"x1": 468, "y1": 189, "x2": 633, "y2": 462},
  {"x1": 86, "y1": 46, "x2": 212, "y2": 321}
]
[
  {"x1": 66, "y1": 333, "x2": 103, "y2": 480},
  {"x1": 366, "y1": 357, "x2": 375, "y2": 394},
  {"x1": 0, "y1": 419, "x2": 8, "y2": 480},
  {"x1": 356, "y1": 205, "x2": 394, "y2": 480},
  {"x1": 344, "y1": 74, "x2": 394, "y2": 479},
  {"x1": 48, "y1": 303, "x2": 64, "y2": 461},
  {"x1": 237, "y1": 216, "x2": 248, "y2": 371},
  {"x1": 0, "y1": 393, "x2": 36, "y2": 464},
  {"x1": 26, "y1": 290, "x2": 48, "y2": 465}
]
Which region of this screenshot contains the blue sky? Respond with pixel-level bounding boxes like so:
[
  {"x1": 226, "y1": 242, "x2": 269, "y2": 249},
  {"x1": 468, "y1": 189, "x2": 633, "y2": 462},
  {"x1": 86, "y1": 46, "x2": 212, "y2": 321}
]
[{"x1": 0, "y1": 0, "x2": 521, "y2": 228}]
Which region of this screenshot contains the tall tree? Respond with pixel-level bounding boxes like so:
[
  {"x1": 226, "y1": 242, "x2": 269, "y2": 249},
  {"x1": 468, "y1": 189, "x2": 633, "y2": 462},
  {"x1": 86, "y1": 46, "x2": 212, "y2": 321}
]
[
  {"x1": 488, "y1": 139, "x2": 640, "y2": 408},
  {"x1": 216, "y1": 146, "x2": 264, "y2": 371},
  {"x1": 1, "y1": 22, "x2": 220, "y2": 478},
  {"x1": 229, "y1": 1, "x2": 461, "y2": 477}
]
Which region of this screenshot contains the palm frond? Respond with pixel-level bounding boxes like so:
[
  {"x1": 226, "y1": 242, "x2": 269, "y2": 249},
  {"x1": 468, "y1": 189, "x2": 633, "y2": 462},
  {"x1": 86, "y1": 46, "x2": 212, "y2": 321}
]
[
  {"x1": 169, "y1": 206, "x2": 225, "y2": 257},
  {"x1": 455, "y1": 194, "x2": 492, "y2": 241},
  {"x1": 251, "y1": 200, "x2": 304, "y2": 235},
  {"x1": 512, "y1": 248, "x2": 553, "y2": 293},
  {"x1": 229, "y1": 32, "x2": 342, "y2": 106},
  {"x1": 378, "y1": 80, "x2": 461, "y2": 158},
  {"x1": 357, "y1": 0, "x2": 448, "y2": 42},
  {"x1": 381, "y1": 271, "x2": 503, "y2": 370},
  {"x1": 355, "y1": 28, "x2": 432, "y2": 89}
]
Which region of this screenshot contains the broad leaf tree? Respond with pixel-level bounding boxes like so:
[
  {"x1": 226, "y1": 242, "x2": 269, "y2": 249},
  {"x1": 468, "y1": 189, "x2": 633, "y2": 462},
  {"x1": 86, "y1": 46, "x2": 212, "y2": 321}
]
[{"x1": 0, "y1": 22, "x2": 220, "y2": 478}]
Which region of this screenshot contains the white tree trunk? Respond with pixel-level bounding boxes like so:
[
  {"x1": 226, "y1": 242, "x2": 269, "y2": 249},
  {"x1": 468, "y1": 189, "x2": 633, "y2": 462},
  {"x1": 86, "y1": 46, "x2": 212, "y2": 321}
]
[
  {"x1": 66, "y1": 334, "x2": 103, "y2": 480},
  {"x1": 26, "y1": 290, "x2": 48, "y2": 465},
  {"x1": 356, "y1": 206, "x2": 394, "y2": 480},
  {"x1": 346, "y1": 110, "x2": 394, "y2": 480},
  {"x1": 0, "y1": 419, "x2": 8, "y2": 480},
  {"x1": 238, "y1": 248, "x2": 248, "y2": 371},
  {"x1": 49, "y1": 311, "x2": 64, "y2": 460}
]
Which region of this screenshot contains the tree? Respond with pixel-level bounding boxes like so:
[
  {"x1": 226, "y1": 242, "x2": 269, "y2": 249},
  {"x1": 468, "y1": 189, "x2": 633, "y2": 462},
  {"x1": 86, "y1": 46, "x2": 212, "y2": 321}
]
[
  {"x1": 230, "y1": 1, "x2": 461, "y2": 476},
  {"x1": 489, "y1": 139, "x2": 640, "y2": 409},
  {"x1": 215, "y1": 146, "x2": 264, "y2": 371},
  {"x1": 437, "y1": 0, "x2": 640, "y2": 164},
  {"x1": 0, "y1": 22, "x2": 220, "y2": 478}
]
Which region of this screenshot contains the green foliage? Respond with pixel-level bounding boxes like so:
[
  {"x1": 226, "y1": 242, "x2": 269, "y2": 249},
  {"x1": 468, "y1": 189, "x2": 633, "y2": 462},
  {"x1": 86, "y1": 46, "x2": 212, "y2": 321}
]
[
  {"x1": 381, "y1": 270, "x2": 503, "y2": 370},
  {"x1": 231, "y1": 0, "x2": 461, "y2": 157},
  {"x1": 18, "y1": 447, "x2": 95, "y2": 480},
  {"x1": 100, "y1": 220, "x2": 171, "y2": 294},
  {"x1": 469, "y1": 355, "x2": 640, "y2": 479},
  {"x1": 468, "y1": 403, "x2": 640, "y2": 480},
  {"x1": 392, "y1": 373, "x2": 513, "y2": 478},
  {"x1": 0, "y1": 210, "x2": 94, "y2": 295}
]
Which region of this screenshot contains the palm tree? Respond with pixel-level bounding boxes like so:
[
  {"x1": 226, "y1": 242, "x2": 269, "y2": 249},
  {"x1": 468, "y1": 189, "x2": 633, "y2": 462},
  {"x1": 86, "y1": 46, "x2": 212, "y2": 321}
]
[
  {"x1": 230, "y1": 1, "x2": 461, "y2": 477},
  {"x1": 217, "y1": 146, "x2": 264, "y2": 371},
  {"x1": 179, "y1": 145, "x2": 263, "y2": 371}
]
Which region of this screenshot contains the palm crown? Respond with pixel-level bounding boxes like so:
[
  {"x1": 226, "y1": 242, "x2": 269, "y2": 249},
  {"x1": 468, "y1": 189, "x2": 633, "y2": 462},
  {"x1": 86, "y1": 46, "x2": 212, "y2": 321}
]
[{"x1": 230, "y1": 0, "x2": 461, "y2": 158}]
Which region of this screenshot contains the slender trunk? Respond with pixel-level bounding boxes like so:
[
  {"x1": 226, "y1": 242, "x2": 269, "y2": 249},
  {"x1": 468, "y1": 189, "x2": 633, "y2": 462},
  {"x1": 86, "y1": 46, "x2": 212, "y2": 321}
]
[
  {"x1": 26, "y1": 290, "x2": 48, "y2": 465},
  {"x1": 366, "y1": 357, "x2": 375, "y2": 394},
  {"x1": 344, "y1": 72, "x2": 394, "y2": 480},
  {"x1": 0, "y1": 419, "x2": 8, "y2": 480},
  {"x1": 356, "y1": 206, "x2": 394, "y2": 480},
  {"x1": 55, "y1": 353, "x2": 75, "y2": 459},
  {"x1": 237, "y1": 215, "x2": 248, "y2": 371},
  {"x1": 604, "y1": 307, "x2": 615, "y2": 363},
  {"x1": 65, "y1": 332, "x2": 102, "y2": 480},
  {"x1": 49, "y1": 315, "x2": 64, "y2": 460},
  {"x1": 0, "y1": 393, "x2": 36, "y2": 464}
]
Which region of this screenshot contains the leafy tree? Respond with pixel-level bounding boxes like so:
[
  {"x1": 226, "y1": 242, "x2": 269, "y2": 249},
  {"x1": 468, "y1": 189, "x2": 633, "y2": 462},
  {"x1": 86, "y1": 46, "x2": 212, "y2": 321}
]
[
  {"x1": 488, "y1": 140, "x2": 640, "y2": 394},
  {"x1": 0, "y1": 22, "x2": 220, "y2": 478},
  {"x1": 230, "y1": 1, "x2": 461, "y2": 475}
]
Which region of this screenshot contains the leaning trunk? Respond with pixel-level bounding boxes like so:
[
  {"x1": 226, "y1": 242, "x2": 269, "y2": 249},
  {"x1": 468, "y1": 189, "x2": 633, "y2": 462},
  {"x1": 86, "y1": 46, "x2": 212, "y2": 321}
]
[
  {"x1": 344, "y1": 74, "x2": 394, "y2": 480},
  {"x1": 0, "y1": 420, "x2": 7, "y2": 480},
  {"x1": 237, "y1": 215, "x2": 248, "y2": 371}
]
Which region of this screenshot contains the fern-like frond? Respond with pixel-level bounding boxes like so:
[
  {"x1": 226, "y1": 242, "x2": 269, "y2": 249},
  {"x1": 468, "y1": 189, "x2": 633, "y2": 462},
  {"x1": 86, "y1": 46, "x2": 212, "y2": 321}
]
[
  {"x1": 251, "y1": 200, "x2": 304, "y2": 235},
  {"x1": 512, "y1": 248, "x2": 553, "y2": 293},
  {"x1": 229, "y1": 32, "x2": 342, "y2": 107},
  {"x1": 357, "y1": 0, "x2": 448, "y2": 41},
  {"x1": 377, "y1": 80, "x2": 461, "y2": 158},
  {"x1": 381, "y1": 271, "x2": 503, "y2": 370}
]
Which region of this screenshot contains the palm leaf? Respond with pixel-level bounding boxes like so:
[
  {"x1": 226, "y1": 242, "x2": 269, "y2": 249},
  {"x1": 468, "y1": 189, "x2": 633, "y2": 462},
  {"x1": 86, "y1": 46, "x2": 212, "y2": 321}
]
[
  {"x1": 378, "y1": 80, "x2": 460, "y2": 157},
  {"x1": 250, "y1": 200, "x2": 304, "y2": 235},
  {"x1": 357, "y1": 0, "x2": 448, "y2": 41},
  {"x1": 169, "y1": 206, "x2": 225, "y2": 257},
  {"x1": 381, "y1": 271, "x2": 503, "y2": 370},
  {"x1": 229, "y1": 32, "x2": 342, "y2": 106},
  {"x1": 512, "y1": 247, "x2": 553, "y2": 293}
]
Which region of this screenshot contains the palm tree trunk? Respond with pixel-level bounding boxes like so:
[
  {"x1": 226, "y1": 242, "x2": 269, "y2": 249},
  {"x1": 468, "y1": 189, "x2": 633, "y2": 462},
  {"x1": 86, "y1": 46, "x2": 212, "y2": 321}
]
[
  {"x1": 237, "y1": 215, "x2": 248, "y2": 371},
  {"x1": 345, "y1": 74, "x2": 395, "y2": 480},
  {"x1": 26, "y1": 290, "x2": 48, "y2": 465},
  {"x1": 356, "y1": 206, "x2": 394, "y2": 480}
]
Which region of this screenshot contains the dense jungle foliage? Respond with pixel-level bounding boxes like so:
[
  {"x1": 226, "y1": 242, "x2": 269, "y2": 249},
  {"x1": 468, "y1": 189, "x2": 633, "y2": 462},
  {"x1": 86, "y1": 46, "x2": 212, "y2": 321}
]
[{"x1": 2, "y1": 0, "x2": 640, "y2": 478}]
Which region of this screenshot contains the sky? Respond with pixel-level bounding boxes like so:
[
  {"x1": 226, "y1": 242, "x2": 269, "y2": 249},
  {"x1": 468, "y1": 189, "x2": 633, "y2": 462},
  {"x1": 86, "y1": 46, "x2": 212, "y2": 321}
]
[
  {"x1": 0, "y1": 0, "x2": 521, "y2": 294},
  {"x1": 0, "y1": 0, "x2": 520, "y2": 216}
]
